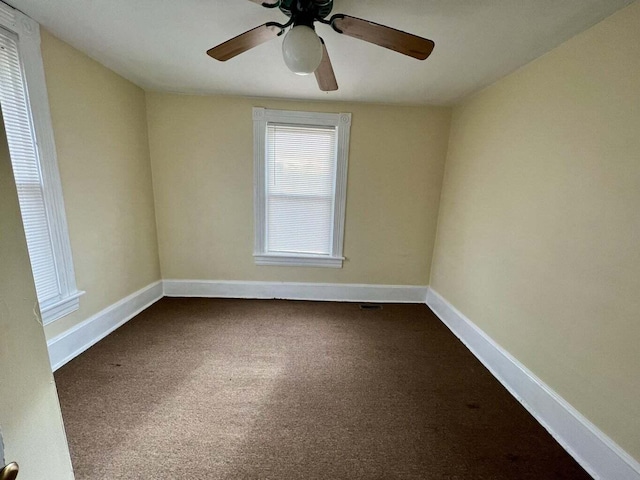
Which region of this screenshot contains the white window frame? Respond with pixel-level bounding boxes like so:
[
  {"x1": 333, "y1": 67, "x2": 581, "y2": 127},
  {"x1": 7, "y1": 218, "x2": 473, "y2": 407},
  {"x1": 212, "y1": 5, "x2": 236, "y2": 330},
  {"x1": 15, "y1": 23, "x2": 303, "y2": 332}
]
[
  {"x1": 0, "y1": 4, "x2": 83, "y2": 324},
  {"x1": 253, "y1": 107, "x2": 351, "y2": 268}
]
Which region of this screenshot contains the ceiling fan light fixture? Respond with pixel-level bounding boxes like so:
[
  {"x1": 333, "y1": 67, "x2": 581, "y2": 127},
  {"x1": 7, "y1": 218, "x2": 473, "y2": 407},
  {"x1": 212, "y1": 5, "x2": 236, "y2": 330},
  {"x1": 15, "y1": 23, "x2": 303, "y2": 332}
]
[
  {"x1": 282, "y1": 25, "x2": 323, "y2": 75},
  {"x1": 207, "y1": 0, "x2": 435, "y2": 91}
]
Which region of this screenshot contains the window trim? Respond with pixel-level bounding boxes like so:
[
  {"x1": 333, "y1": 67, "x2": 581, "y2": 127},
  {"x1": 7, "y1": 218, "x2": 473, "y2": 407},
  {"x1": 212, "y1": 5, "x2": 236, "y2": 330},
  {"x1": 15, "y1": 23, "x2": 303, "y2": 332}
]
[
  {"x1": 253, "y1": 107, "x2": 351, "y2": 268},
  {"x1": 0, "y1": 4, "x2": 83, "y2": 324}
]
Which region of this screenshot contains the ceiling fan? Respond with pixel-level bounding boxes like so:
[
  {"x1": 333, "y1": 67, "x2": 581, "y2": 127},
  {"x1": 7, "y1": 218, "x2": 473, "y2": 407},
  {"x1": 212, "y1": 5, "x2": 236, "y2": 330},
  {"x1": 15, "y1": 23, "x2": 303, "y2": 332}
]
[{"x1": 206, "y1": 0, "x2": 435, "y2": 92}]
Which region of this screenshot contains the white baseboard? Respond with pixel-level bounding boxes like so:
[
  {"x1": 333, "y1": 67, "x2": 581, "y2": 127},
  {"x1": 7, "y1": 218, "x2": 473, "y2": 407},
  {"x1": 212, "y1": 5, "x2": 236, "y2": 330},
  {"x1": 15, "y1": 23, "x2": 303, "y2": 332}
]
[
  {"x1": 47, "y1": 281, "x2": 163, "y2": 371},
  {"x1": 47, "y1": 280, "x2": 425, "y2": 371},
  {"x1": 426, "y1": 287, "x2": 640, "y2": 480},
  {"x1": 163, "y1": 279, "x2": 428, "y2": 304}
]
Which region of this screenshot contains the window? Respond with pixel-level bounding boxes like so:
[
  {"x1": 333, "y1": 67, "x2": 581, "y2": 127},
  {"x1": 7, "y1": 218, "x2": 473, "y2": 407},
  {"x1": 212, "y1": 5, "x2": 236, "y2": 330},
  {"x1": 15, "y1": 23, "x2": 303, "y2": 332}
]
[
  {"x1": 253, "y1": 107, "x2": 351, "y2": 268},
  {"x1": 0, "y1": 6, "x2": 82, "y2": 324}
]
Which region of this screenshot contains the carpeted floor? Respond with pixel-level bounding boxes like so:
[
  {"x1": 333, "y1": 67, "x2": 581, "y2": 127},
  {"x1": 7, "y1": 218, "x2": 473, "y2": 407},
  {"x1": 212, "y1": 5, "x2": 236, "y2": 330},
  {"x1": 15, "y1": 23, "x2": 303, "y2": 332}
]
[{"x1": 55, "y1": 298, "x2": 591, "y2": 479}]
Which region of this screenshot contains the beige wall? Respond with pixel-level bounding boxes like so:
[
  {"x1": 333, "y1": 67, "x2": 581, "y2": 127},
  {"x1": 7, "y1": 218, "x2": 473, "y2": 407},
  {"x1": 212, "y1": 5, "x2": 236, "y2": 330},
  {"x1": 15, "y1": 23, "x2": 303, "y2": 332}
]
[
  {"x1": 430, "y1": 1, "x2": 640, "y2": 460},
  {"x1": 146, "y1": 93, "x2": 451, "y2": 285},
  {"x1": 0, "y1": 115, "x2": 74, "y2": 479},
  {"x1": 40, "y1": 31, "x2": 161, "y2": 339}
]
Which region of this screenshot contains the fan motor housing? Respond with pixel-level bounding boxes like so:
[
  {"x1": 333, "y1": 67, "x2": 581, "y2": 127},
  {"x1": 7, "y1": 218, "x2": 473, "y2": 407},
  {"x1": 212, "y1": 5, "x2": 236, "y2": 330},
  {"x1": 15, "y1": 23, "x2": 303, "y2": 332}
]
[{"x1": 279, "y1": 0, "x2": 334, "y2": 24}]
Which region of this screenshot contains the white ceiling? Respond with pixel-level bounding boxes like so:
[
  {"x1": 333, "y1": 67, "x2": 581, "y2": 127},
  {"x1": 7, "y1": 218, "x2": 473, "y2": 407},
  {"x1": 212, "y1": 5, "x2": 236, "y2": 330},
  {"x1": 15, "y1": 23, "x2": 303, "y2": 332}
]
[{"x1": 6, "y1": 0, "x2": 635, "y2": 105}]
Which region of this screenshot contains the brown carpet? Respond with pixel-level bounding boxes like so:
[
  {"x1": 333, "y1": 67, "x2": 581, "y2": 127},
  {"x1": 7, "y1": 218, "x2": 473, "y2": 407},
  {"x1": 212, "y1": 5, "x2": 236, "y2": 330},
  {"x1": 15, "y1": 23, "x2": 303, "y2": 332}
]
[{"x1": 55, "y1": 298, "x2": 591, "y2": 479}]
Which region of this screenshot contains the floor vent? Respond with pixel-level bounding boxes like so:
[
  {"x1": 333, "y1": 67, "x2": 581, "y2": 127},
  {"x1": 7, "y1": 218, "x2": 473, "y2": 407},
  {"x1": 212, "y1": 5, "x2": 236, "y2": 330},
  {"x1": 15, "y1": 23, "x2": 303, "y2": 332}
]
[{"x1": 359, "y1": 303, "x2": 383, "y2": 311}]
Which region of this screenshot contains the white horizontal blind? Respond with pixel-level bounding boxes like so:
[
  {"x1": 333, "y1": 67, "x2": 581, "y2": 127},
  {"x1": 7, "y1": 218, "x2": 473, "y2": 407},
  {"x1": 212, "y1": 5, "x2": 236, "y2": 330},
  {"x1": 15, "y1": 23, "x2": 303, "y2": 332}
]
[
  {"x1": 265, "y1": 123, "x2": 337, "y2": 255},
  {"x1": 0, "y1": 28, "x2": 60, "y2": 303}
]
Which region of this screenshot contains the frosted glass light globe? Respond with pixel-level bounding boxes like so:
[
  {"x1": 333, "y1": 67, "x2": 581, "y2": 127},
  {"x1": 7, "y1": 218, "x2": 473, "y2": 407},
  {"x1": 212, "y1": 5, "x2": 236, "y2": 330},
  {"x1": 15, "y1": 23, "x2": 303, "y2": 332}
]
[{"x1": 282, "y1": 25, "x2": 323, "y2": 75}]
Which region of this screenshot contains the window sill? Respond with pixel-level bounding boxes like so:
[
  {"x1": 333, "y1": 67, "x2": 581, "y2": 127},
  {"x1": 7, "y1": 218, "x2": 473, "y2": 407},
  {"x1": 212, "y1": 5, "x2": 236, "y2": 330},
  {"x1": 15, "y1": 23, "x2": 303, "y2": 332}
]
[
  {"x1": 41, "y1": 290, "x2": 85, "y2": 325},
  {"x1": 254, "y1": 253, "x2": 344, "y2": 268}
]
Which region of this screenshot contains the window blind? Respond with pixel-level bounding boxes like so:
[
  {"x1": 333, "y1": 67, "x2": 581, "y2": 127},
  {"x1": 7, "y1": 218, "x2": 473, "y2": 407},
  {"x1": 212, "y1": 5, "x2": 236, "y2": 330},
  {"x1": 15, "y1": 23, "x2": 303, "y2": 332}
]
[
  {"x1": 265, "y1": 123, "x2": 337, "y2": 255},
  {"x1": 0, "y1": 28, "x2": 61, "y2": 303}
]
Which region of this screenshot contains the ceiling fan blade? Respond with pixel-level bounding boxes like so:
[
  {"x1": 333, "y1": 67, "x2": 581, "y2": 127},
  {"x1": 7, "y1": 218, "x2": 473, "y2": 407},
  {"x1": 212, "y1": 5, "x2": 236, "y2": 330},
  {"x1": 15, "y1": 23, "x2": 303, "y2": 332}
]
[
  {"x1": 207, "y1": 24, "x2": 282, "y2": 61},
  {"x1": 331, "y1": 14, "x2": 434, "y2": 60},
  {"x1": 315, "y1": 38, "x2": 338, "y2": 92},
  {"x1": 248, "y1": 0, "x2": 280, "y2": 7}
]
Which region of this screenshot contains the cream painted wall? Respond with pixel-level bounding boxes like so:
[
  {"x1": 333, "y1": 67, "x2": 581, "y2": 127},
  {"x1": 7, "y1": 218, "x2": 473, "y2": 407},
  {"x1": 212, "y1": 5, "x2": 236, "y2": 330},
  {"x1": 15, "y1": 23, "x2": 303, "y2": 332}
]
[
  {"x1": 430, "y1": 1, "x2": 640, "y2": 461},
  {"x1": 40, "y1": 31, "x2": 161, "y2": 339},
  {"x1": 0, "y1": 115, "x2": 74, "y2": 479},
  {"x1": 146, "y1": 94, "x2": 451, "y2": 285}
]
